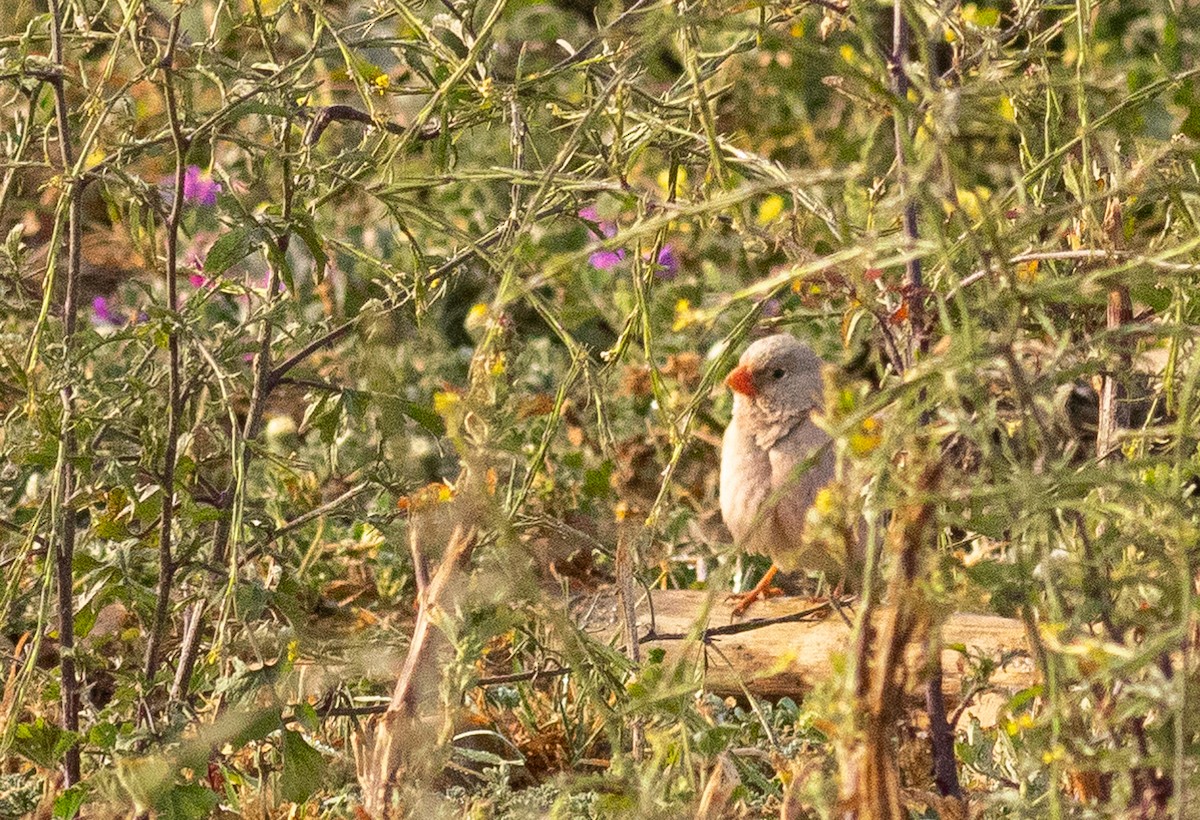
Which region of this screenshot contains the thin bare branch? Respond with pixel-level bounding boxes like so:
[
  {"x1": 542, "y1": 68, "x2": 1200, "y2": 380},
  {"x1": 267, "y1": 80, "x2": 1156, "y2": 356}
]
[
  {"x1": 144, "y1": 6, "x2": 190, "y2": 686},
  {"x1": 46, "y1": 0, "x2": 82, "y2": 785}
]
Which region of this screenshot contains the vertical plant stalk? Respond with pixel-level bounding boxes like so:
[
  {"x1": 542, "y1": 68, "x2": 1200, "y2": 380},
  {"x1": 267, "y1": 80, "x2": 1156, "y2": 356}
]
[
  {"x1": 881, "y1": 0, "x2": 961, "y2": 801},
  {"x1": 839, "y1": 463, "x2": 941, "y2": 818},
  {"x1": 849, "y1": 0, "x2": 960, "y2": 801},
  {"x1": 615, "y1": 538, "x2": 643, "y2": 760},
  {"x1": 356, "y1": 523, "x2": 476, "y2": 814},
  {"x1": 890, "y1": 0, "x2": 924, "y2": 365},
  {"x1": 144, "y1": 9, "x2": 189, "y2": 684},
  {"x1": 173, "y1": 120, "x2": 295, "y2": 700},
  {"x1": 46, "y1": 0, "x2": 82, "y2": 786},
  {"x1": 1091, "y1": 202, "x2": 1172, "y2": 810},
  {"x1": 1096, "y1": 198, "x2": 1131, "y2": 461}
]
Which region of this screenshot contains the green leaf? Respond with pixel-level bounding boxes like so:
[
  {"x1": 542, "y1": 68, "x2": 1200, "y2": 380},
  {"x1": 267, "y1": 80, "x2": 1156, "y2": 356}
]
[
  {"x1": 88, "y1": 721, "x2": 118, "y2": 750},
  {"x1": 265, "y1": 239, "x2": 294, "y2": 293},
  {"x1": 347, "y1": 53, "x2": 383, "y2": 82},
  {"x1": 452, "y1": 744, "x2": 522, "y2": 767},
  {"x1": 52, "y1": 784, "x2": 88, "y2": 819},
  {"x1": 14, "y1": 718, "x2": 79, "y2": 769},
  {"x1": 73, "y1": 604, "x2": 98, "y2": 640},
  {"x1": 293, "y1": 702, "x2": 320, "y2": 733},
  {"x1": 280, "y1": 730, "x2": 326, "y2": 803},
  {"x1": 154, "y1": 782, "x2": 218, "y2": 820},
  {"x1": 204, "y1": 227, "x2": 255, "y2": 274},
  {"x1": 1008, "y1": 685, "x2": 1043, "y2": 713},
  {"x1": 1130, "y1": 283, "x2": 1172, "y2": 313},
  {"x1": 216, "y1": 706, "x2": 281, "y2": 753},
  {"x1": 293, "y1": 213, "x2": 328, "y2": 282},
  {"x1": 583, "y1": 461, "x2": 614, "y2": 499},
  {"x1": 694, "y1": 725, "x2": 737, "y2": 756},
  {"x1": 398, "y1": 400, "x2": 445, "y2": 436}
]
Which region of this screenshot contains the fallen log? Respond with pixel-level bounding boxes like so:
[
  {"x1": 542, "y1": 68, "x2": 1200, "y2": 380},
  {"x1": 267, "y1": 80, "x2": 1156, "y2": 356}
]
[{"x1": 579, "y1": 590, "x2": 1034, "y2": 727}]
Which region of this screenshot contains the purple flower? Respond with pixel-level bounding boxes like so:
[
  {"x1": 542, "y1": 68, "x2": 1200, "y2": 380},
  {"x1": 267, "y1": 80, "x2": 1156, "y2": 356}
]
[
  {"x1": 580, "y1": 206, "x2": 625, "y2": 270},
  {"x1": 578, "y1": 207, "x2": 617, "y2": 238},
  {"x1": 189, "y1": 273, "x2": 210, "y2": 288},
  {"x1": 580, "y1": 207, "x2": 679, "y2": 276},
  {"x1": 588, "y1": 248, "x2": 626, "y2": 269},
  {"x1": 652, "y1": 244, "x2": 678, "y2": 279},
  {"x1": 182, "y1": 166, "x2": 221, "y2": 206},
  {"x1": 92, "y1": 296, "x2": 121, "y2": 326},
  {"x1": 760, "y1": 298, "x2": 782, "y2": 318}
]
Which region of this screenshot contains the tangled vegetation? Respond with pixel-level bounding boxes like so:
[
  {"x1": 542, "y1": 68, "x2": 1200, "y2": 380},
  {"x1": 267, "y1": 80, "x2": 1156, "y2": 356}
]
[{"x1": 2, "y1": 0, "x2": 1200, "y2": 816}]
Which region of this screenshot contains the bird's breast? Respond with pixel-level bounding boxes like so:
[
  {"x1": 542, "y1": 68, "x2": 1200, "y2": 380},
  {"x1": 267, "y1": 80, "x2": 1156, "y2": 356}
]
[{"x1": 719, "y1": 415, "x2": 773, "y2": 546}]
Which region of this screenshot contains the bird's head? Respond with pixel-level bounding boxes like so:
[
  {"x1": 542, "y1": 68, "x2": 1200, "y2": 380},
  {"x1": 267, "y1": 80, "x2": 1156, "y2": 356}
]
[{"x1": 726, "y1": 333, "x2": 824, "y2": 413}]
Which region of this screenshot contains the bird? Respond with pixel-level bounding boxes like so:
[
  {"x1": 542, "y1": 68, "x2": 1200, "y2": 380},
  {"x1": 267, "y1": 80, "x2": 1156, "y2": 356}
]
[{"x1": 719, "y1": 333, "x2": 856, "y2": 615}]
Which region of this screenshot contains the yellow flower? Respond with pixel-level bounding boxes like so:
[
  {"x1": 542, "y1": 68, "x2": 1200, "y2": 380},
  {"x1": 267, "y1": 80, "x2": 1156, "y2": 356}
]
[
  {"x1": 813, "y1": 487, "x2": 837, "y2": 516},
  {"x1": 1016, "y1": 259, "x2": 1039, "y2": 282},
  {"x1": 614, "y1": 500, "x2": 629, "y2": 522},
  {"x1": 998, "y1": 96, "x2": 1016, "y2": 123},
  {"x1": 672, "y1": 298, "x2": 695, "y2": 331},
  {"x1": 84, "y1": 147, "x2": 106, "y2": 170},
  {"x1": 961, "y1": 3, "x2": 1000, "y2": 27},
  {"x1": 465, "y1": 303, "x2": 488, "y2": 333},
  {"x1": 757, "y1": 194, "x2": 785, "y2": 225},
  {"x1": 849, "y1": 416, "x2": 882, "y2": 457},
  {"x1": 433, "y1": 391, "x2": 461, "y2": 417},
  {"x1": 657, "y1": 167, "x2": 688, "y2": 198},
  {"x1": 371, "y1": 74, "x2": 390, "y2": 95}
]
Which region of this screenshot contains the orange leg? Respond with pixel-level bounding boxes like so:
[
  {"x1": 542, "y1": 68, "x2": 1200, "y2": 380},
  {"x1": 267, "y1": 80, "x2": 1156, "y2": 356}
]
[{"x1": 729, "y1": 564, "x2": 782, "y2": 616}]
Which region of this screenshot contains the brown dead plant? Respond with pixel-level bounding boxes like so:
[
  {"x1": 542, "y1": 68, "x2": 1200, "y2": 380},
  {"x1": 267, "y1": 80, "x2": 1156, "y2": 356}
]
[
  {"x1": 838, "y1": 461, "x2": 965, "y2": 819},
  {"x1": 354, "y1": 515, "x2": 478, "y2": 817}
]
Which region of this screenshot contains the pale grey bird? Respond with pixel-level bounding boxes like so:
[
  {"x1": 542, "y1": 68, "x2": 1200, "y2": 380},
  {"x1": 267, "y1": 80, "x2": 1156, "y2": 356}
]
[{"x1": 720, "y1": 333, "x2": 855, "y2": 613}]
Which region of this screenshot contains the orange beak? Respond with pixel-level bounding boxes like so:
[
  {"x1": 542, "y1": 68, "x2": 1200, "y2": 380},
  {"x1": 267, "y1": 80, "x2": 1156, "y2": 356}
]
[{"x1": 725, "y1": 364, "x2": 758, "y2": 397}]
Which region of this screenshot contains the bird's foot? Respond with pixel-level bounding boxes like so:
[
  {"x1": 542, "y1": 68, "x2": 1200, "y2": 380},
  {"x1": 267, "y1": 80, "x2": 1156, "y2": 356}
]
[
  {"x1": 728, "y1": 585, "x2": 784, "y2": 616},
  {"x1": 728, "y1": 564, "x2": 782, "y2": 616}
]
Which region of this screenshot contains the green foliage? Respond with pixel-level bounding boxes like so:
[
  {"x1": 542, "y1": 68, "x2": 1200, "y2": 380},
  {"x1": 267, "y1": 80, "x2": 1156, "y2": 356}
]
[{"x1": 3, "y1": 0, "x2": 1200, "y2": 816}]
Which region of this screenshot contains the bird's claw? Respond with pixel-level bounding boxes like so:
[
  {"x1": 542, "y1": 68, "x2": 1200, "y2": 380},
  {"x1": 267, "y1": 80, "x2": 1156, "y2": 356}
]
[{"x1": 727, "y1": 585, "x2": 784, "y2": 616}]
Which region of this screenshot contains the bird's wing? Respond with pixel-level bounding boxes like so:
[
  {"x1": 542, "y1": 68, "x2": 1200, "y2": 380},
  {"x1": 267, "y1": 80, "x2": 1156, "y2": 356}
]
[{"x1": 767, "y1": 418, "x2": 835, "y2": 549}]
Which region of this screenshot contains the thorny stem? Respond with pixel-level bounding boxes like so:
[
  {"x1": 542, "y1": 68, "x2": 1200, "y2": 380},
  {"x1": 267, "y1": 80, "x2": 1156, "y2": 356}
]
[
  {"x1": 144, "y1": 8, "x2": 189, "y2": 686},
  {"x1": 46, "y1": 0, "x2": 82, "y2": 786},
  {"x1": 171, "y1": 123, "x2": 296, "y2": 704},
  {"x1": 889, "y1": 0, "x2": 960, "y2": 800},
  {"x1": 891, "y1": 0, "x2": 923, "y2": 368},
  {"x1": 303, "y1": 103, "x2": 444, "y2": 147},
  {"x1": 265, "y1": 200, "x2": 569, "y2": 390}
]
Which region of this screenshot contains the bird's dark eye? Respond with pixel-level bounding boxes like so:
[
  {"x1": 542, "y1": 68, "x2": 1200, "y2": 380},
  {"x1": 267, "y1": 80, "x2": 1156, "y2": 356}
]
[{"x1": 771, "y1": 368, "x2": 785, "y2": 380}]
